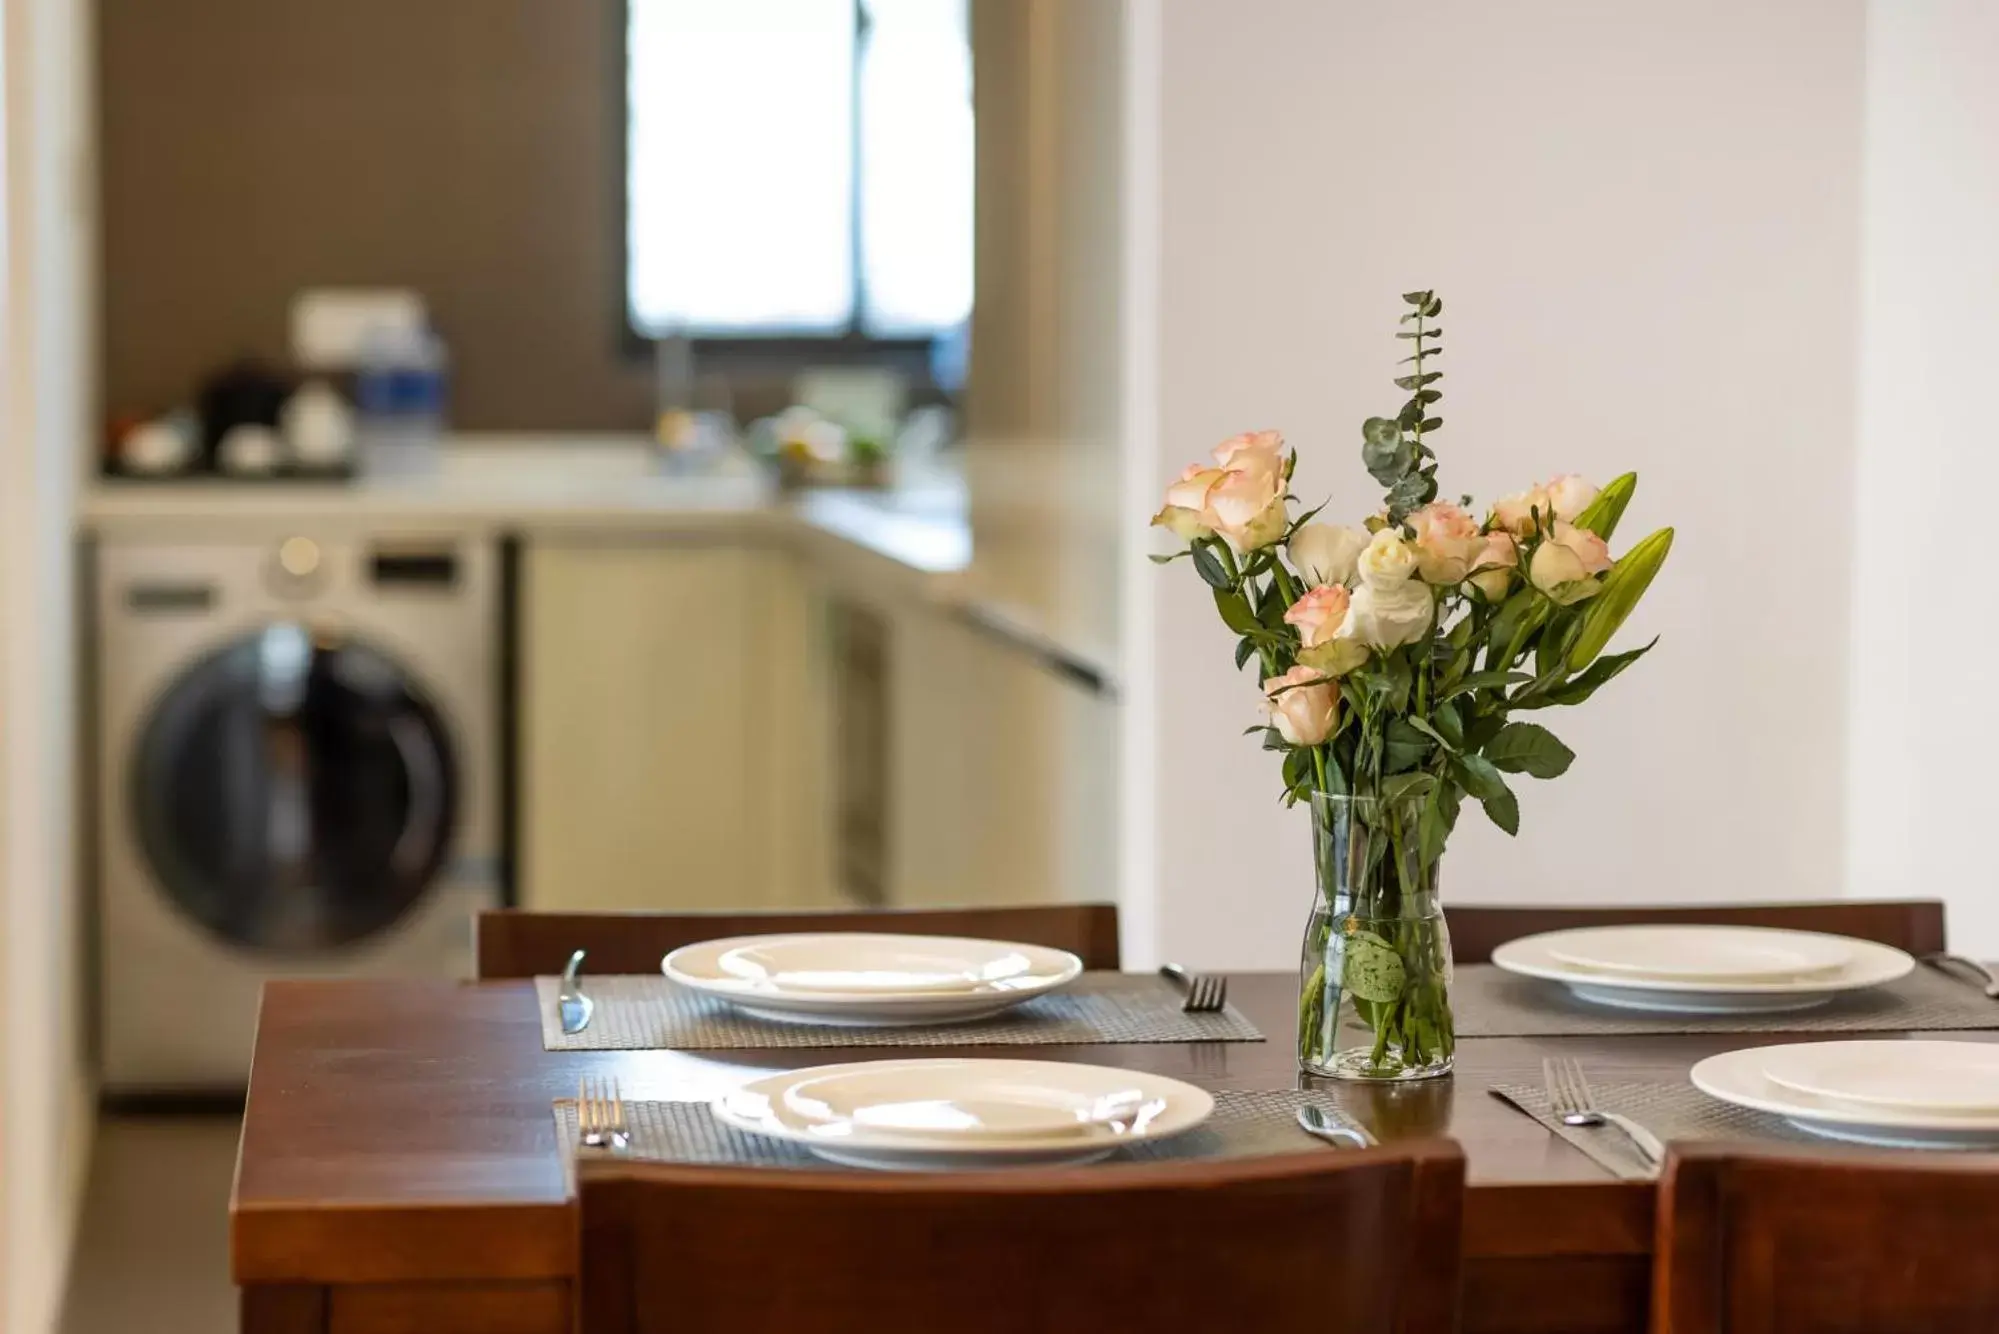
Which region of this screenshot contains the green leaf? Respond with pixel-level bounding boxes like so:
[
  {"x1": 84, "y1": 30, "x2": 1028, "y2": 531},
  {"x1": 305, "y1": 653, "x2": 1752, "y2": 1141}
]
[
  {"x1": 1535, "y1": 613, "x2": 1578, "y2": 680},
  {"x1": 1342, "y1": 931, "x2": 1406, "y2": 1003},
  {"x1": 1440, "y1": 669, "x2": 1532, "y2": 701},
  {"x1": 1568, "y1": 527, "x2": 1673, "y2": 669},
  {"x1": 1260, "y1": 727, "x2": 1289, "y2": 751},
  {"x1": 1372, "y1": 654, "x2": 1415, "y2": 713},
  {"x1": 1148, "y1": 550, "x2": 1190, "y2": 565},
  {"x1": 1378, "y1": 772, "x2": 1438, "y2": 806},
  {"x1": 1383, "y1": 718, "x2": 1432, "y2": 772},
  {"x1": 1362, "y1": 417, "x2": 1413, "y2": 485},
  {"x1": 1398, "y1": 401, "x2": 1425, "y2": 429},
  {"x1": 1483, "y1": 722, "x2": 1575, "y2": 779},
  {"x1": 1401, "y1": 289, "x2": 1432, "y2": 305},
  {"x1": 1434, "y1": 699, "x2": 1465, "y2": 750},
  {"x1": 1420, "y1": 417, "x2": 1443, "y2": 432},
  {"x1": 1322, "y1": 752, "x2": 1350, "y2": 798},
  {"x1": 1573, "y1": 472, "x2": 1637, "y2": 541},
  {"x1": 1406, "y1": 714, "x2": 1458, "y2": 754},
  {"x1": 1423, "y1": 296, "x2": 1442, "y2": 317},
  {"x1": 1386, "y1": 471, "x2": 1437, "y2": 518},
  {"x1": 1418, "y1": 783, "x2": 1462, "y2": 866},
  {"x1": 1191, "y1": 543, "x2": 1233, "y2": 591},
  {"x1": 1414, "y1": 389, "x2": 1443, "y2": 406},
  {"x1": 1214, "y1": 587, "x2": 1260, "y2": 634},
  {"x1": 1523, "y1": 638, "x2": 1656, "y2": 708},
  {"x1": 1393, "y1": 371, "x2": 1444, "y2": 391},
  {"x1": 1282, "y1": 746, "x2": 1310, "y2": 791},
  {"x1": 1234, "y1": 636, "x2": 1257, "y2": 671},
  {"x1": 1481, "y1": 785, "x2": 1520, "y2": 836},
  {"x1": 1453, "y1": 752, "x2": 1508, "y2": 801}
]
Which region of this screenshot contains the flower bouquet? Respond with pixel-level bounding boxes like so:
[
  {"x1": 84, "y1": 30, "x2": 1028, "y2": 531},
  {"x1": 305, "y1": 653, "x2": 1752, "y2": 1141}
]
[{"x1": 1152, "y1": 291, "x2": 1673, "y2": 1080}]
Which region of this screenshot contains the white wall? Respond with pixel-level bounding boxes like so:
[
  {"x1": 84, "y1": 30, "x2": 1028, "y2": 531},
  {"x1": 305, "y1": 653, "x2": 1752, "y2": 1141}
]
[
  {"x1": 1847, "y1": 0, "x2": 1999, "y2": 956},
  {"x1": 1125, "y1": 0, "x2": 1865, "y2": 969},
  {"x1": 1, "y1": 0, "x2": 95, "y2": 1326}
]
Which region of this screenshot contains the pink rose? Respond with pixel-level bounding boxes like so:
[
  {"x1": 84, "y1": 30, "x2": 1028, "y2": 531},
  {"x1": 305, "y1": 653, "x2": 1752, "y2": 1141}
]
[
  {"x1": 1262, "y1": 665, "x2": 1339, "y2": 746},
  {"x1": 1407, "y1": 500, "x2": 1484, "y2": 584},
  {"x1": 1544, "y1": 474, "x2": 1599, "y2": 523},
  {"x1": 1467, "y1": 531, "x2": 1519, "y2": 601},
  {"x1": 1489, "y1": 484, "x2": 1551, "y2": 537},
  {"x1": 1205, "y1": 432, "x2": 1290, "y2": 551},
  {"x1": 1151, "y1": 464, "x2": 1225, "y2": 540},
  {"x1": 1213, "y1": 429, "x2": 1286, "y2": 475},
  {"x1": 1284, "y1": 585, "x2": 1370, "y2": 676},
  {"x1": 1528, "y1": 521, "x2": 1613, "y2": 603}
]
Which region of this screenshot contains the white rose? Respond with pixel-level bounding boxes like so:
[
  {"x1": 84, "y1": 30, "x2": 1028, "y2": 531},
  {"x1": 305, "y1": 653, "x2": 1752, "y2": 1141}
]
[
  {"x1": 1340, "y1": 579, "x2": 1434, "y2": 649},
  {"x1": 1544, "y1": 474, "x2": 1599, "y2": 523},
  {"x1": 1528, "y1": 521, "x2": 1613, "y2": 604},
  {"x1": 1287, "y1": 523, "x2": 1370, "y2": 587},
  {"x1": 1355, "y1": 528, "x2": 1419, "y2": 587}
]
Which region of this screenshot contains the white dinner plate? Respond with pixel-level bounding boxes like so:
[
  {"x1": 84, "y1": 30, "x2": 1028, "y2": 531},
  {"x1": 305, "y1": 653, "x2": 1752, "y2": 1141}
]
[
  {"x1": 1758, "y1": 1040, "x2": 1999, "y2": 1114},
  {"x1": 1492, "y1": 930, "x2": 1913, "y2": 1015},
  {"x1": 1542, "y1": 925, "x2": 1853, "y2": 982},
  {"x1": 713, "y1": 1058, "x2": 1214, "y2": 1169},
  {"x1": 1693, "y1": 1043, "x2": 1999, "y2": 1149},
  {"x1": 664, "y1": 934, "x2": 1084, "y2": 1027}
]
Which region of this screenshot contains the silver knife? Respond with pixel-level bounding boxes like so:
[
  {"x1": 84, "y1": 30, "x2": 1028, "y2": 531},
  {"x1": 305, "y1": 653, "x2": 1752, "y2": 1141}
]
[{"x1": 558, "y1": 949, "x2": 593, "y2": 1034}]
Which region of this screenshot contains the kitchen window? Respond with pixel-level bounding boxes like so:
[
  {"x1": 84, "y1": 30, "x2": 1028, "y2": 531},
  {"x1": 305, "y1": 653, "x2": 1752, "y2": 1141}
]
[{"x1": 624, "y1": 0, "x2": 974, "y2": 345}]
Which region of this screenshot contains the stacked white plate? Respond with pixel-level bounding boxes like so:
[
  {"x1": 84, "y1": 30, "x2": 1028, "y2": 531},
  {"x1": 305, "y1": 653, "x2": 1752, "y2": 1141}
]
[
  {"x1": 1694, "y1": 1040, "x2": 1999, "y2": 1148},
  {"x1": 1492, "y1": 925, "x2": 1914, "y2": 1014},
  {"x1": 664, "y1": 933, "x2": 1084, "y2": 1026},
  {"x1": 713, "y1": 1058, "x2": 1215, "y2": 1169}
]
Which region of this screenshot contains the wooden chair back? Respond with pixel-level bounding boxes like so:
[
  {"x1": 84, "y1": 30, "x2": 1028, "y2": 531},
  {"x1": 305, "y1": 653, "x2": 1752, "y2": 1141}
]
[
  {"x1": 578, "y1": 1143, "x2": 1465, "y2": 1334},
  {"x1": 475, "y1": 903, "x2": 1122, "y2": 978},
  {"x1": 1447, "y1": 899, "x2": 1945, "y2": 964},
  {"x1": 1655, "y1": 1144, "x2": 1999, "y2": 1332}
]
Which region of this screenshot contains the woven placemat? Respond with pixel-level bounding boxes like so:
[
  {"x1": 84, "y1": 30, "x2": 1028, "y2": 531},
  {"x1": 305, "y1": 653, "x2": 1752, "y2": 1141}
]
[
  {"x1": 1454, "y1": 963, "x2": 1999, "y2": 1038},
  {"x1": 555, "y1": 1089, "x2": 1340, "y2": 1181},
  {"x1": 1489, "y1": 1080, "x2": 1915, "y2": 1180},
  {"x1": 534, "y1": 972, "x2": 1265, "y2": 1052}
]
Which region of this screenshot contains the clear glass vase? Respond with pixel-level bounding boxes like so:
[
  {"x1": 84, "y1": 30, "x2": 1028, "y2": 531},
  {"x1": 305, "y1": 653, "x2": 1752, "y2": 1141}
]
[{"x1": 1298, "y1": 791, "x2": 1455, "y2": 1081}]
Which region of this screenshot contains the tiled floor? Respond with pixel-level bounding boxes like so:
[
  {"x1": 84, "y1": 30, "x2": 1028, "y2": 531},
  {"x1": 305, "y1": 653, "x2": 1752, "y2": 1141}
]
[{"x1": 58, "y1": 1115, "x2": 240, "y2": 1334}]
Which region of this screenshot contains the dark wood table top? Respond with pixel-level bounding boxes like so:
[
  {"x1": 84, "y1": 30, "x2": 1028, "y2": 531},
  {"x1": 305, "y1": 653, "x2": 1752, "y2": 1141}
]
[{"x1": 229, "y1": 971, "x2": 1999, "y2": 1288}]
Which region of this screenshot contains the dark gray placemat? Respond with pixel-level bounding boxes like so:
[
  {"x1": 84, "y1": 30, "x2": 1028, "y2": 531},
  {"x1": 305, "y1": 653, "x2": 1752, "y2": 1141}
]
[
  {"x1": 1490, "y1": 1080, "x2": 1896, "y2": 1180},
  {"x1": 535, "y1": 972, "x2": 1264, "y2": 1051},
  {"x1": 1455, "y1": 962, "x2": 1999, "y2": 1038},
  {"x1": 555, "y1": 1089, "x2": 1337, "y2": 1181}
]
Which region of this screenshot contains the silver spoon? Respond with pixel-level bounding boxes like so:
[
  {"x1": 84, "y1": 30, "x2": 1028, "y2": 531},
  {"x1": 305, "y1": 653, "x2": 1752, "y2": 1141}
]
[{"x1": 1297, "y1": 1103, "x2": 1376, "y2": 1148}]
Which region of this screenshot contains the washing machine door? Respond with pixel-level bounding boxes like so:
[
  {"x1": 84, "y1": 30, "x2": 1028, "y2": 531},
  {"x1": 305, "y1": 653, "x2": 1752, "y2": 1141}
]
[{"x1": 130, "y1": 622, "x2": 459, "y2": 953}]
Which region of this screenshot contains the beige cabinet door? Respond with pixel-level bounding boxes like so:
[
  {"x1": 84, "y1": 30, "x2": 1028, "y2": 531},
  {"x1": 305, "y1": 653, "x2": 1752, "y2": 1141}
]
[
  {"x1": 886, "y1": 610, "x2": 1116, "y2": 909},
  {"x1": 518, "y1": 540, "x2": 833, "y2": 912}
]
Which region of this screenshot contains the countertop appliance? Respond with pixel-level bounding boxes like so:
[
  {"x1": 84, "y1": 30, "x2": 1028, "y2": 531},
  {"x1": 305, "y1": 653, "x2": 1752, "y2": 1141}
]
[{"x1": 94, "y1": 532, "x2": 504, "y2": 1094}]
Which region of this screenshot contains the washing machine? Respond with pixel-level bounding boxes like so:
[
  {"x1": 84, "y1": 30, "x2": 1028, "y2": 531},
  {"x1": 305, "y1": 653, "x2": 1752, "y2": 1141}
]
[{"x1": 94, "y1": 531, "x2": 506, "y2": 1094}]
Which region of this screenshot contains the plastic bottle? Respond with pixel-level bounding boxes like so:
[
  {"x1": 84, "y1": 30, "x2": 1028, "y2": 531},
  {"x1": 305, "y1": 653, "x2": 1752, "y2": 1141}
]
[{"x1": 354, "y1": 325, "x2": 449, "y2": 478}]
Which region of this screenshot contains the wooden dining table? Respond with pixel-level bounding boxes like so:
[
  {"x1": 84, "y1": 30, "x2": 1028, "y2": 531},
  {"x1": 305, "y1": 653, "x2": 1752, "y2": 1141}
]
[{"x1": 229, "y1": 969, "x2": 1997, "y2": 1334}]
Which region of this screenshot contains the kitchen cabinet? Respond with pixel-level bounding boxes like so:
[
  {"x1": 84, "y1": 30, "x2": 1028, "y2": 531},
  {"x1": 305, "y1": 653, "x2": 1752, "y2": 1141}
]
[
  {"x1": 517, "y1": 538, "x2": 835, "y2": 912},
  {"x1": 878, "y1": 604, "x2": 1116, "y2": 911}
]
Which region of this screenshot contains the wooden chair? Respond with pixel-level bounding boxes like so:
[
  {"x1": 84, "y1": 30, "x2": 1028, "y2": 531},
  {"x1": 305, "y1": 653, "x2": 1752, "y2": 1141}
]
[
  {"x1": 1446, "y1": 899, "x2": 1945, "y2": 964},
  {"x1": 474, "y1": 903, "x2": 1123, "y2": 979},
  {"x1": 578, "y1": 1143, "x2": 1465, "y2": 1334},
  {"x1": 1654, "y1": 1143, "x2": 1999, "y2": 1332}
]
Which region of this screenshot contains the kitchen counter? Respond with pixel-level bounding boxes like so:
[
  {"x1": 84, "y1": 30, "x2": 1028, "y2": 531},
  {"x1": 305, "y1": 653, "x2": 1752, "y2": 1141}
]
[{"x1": 79, "y1": 436, "x2": 1114, "y2": 695}]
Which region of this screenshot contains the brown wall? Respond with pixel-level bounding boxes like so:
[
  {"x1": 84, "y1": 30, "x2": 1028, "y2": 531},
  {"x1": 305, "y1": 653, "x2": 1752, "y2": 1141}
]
[{"x1": 99, "y1": 0, "x2": 655, "y2": 431}]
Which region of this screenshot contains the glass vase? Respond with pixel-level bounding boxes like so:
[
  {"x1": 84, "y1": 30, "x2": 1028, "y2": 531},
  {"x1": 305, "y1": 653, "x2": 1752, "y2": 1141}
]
[{"x1": 1297, "y1": 790, "x2": 1455, "y2": 1081}]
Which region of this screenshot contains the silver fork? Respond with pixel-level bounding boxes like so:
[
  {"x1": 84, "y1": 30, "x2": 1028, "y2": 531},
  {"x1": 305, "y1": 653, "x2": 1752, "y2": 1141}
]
[
  {"x1": 1158, "y1": 963, "x2": 1228, "y2": 1013},
  {"x1": 1923, "y1": 952, "x2": 1999, "y2": 999},
  {"x1": 578, "y1": 1076, "x2": 629, "y2": 1153},
  {"x1": 1543, "y1": 1056, "x2": 1663, "y2": 1170}
]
